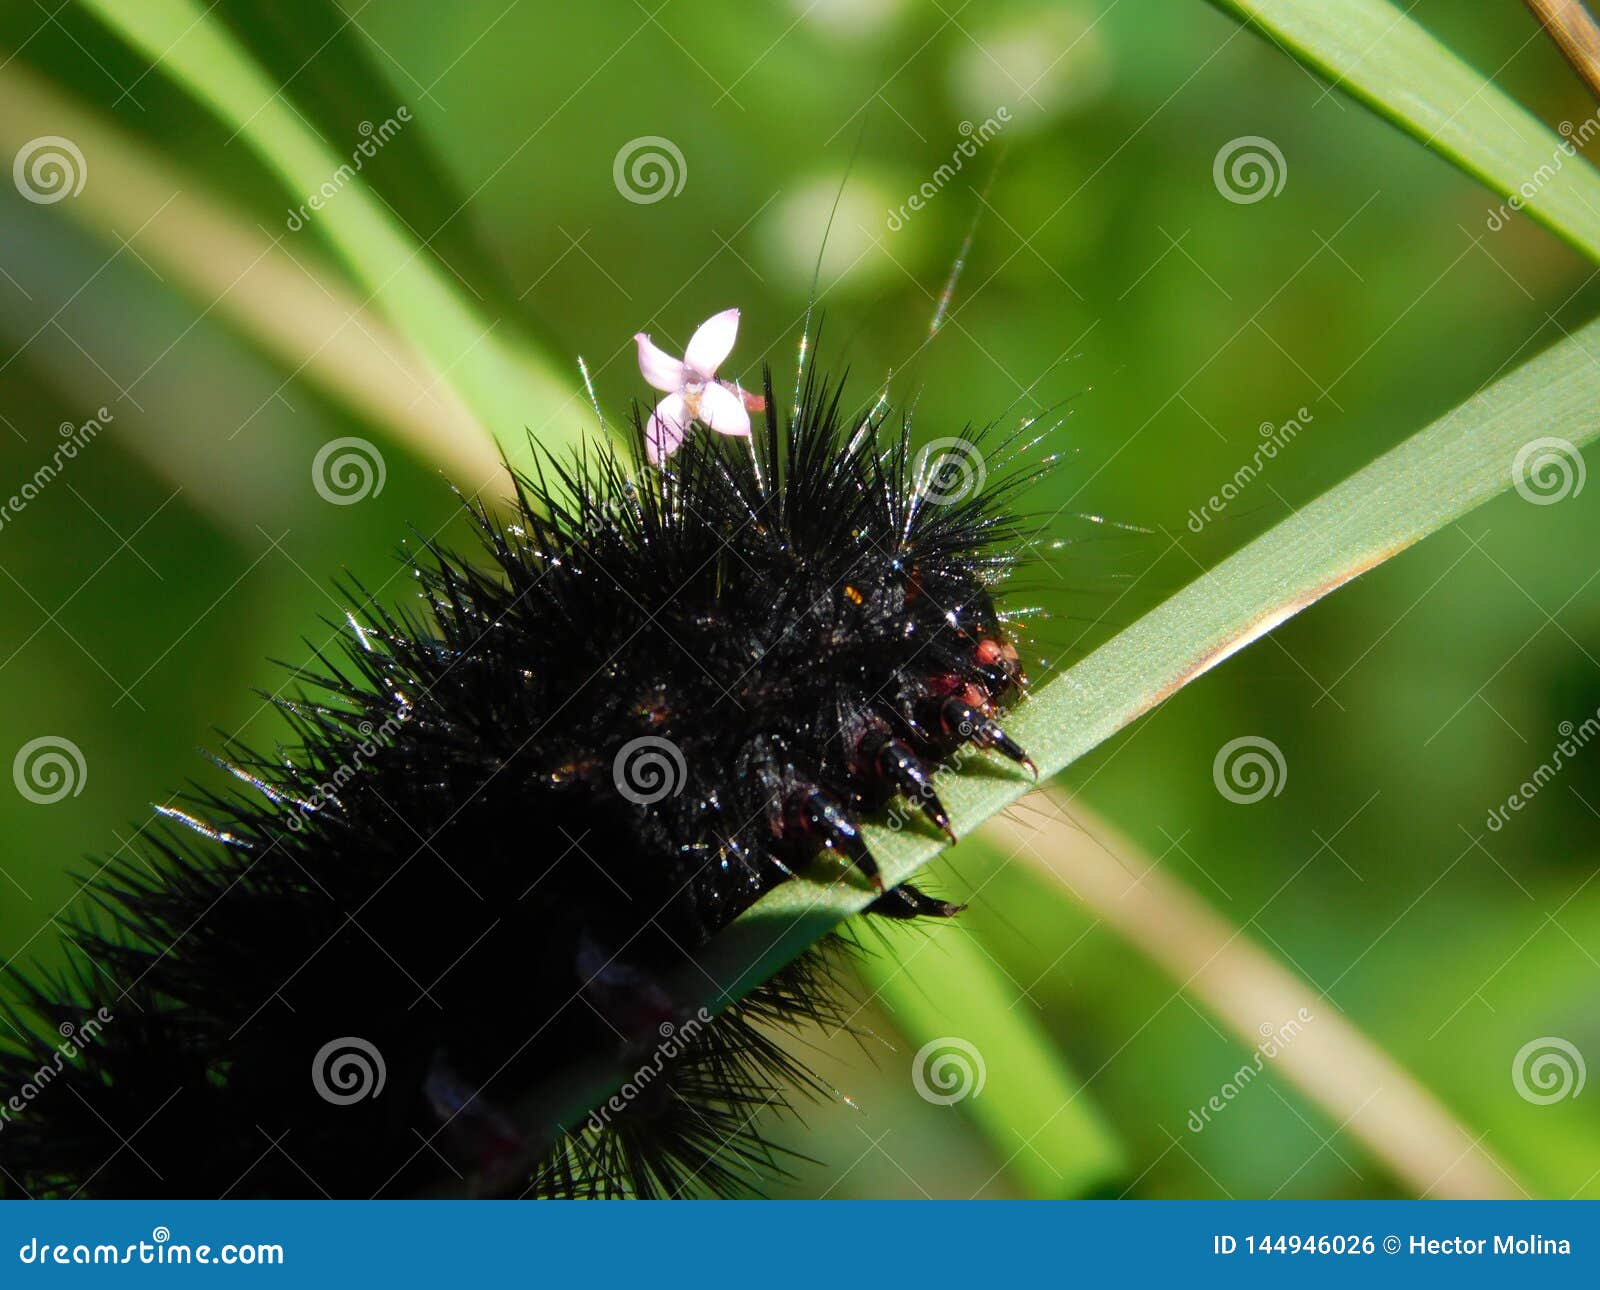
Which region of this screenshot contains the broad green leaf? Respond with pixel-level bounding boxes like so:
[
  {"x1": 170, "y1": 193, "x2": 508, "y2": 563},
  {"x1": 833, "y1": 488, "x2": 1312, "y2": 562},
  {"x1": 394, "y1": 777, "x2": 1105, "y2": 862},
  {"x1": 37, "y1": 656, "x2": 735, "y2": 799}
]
[
  {"x1": 523, "y1": 310, "x2": 1600, "y2": 1150},
  {"x1": 856, "y1": 932, "x2": 1127, "y2": 1197},
  {"x1": 78, "y1": 0, "x2": 583, "y2": 468},
  {"x1": 1210, "y1": 0, "x2": 1600, "y2": 263}
]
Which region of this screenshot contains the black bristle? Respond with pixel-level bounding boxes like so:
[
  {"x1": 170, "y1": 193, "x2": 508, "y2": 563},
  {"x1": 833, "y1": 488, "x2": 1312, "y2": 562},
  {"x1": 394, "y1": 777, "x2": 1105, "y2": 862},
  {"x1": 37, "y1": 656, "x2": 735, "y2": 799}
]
[{"x1": 0, "y1": 363, "x2": 1037, "y2": 1199}]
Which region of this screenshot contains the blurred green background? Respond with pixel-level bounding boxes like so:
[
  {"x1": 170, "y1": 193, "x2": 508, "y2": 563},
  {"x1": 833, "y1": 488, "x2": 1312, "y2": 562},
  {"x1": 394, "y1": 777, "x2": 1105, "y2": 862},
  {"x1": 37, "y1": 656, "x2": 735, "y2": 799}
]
[{"x1": 1, "y1": 0, "x2": 1598, "y2": 1198}]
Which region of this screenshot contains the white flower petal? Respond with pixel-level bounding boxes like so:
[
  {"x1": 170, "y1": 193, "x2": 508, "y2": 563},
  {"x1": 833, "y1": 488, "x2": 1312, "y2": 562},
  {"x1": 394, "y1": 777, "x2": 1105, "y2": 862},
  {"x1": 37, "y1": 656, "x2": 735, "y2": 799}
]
[
  {"x1": 699, "y1": 381, "x2": 751, "y2": 438},
  {"x1": 683, "y1": 308, "x2": 739, "y2": 378},
  {"x1": 634, "y1": 333, "x2": 685, "y2": 393},
  {"x1": 647, "y1": 393, "x2": 690, "y2": 464}
]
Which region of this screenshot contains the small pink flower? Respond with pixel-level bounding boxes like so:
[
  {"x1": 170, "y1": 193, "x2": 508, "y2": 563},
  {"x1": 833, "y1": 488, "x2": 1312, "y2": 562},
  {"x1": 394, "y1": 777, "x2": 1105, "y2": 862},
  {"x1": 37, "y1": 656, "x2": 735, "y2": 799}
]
[{"x1": 634, "y1": 308, "x2": 765, "y2": 464}]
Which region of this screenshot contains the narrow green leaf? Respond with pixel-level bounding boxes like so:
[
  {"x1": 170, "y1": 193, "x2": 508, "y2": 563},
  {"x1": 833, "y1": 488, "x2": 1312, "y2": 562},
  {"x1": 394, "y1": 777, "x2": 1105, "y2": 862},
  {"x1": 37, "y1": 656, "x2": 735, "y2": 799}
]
[
  {"x1": 982, "y1": 792, "x2": 1519, "y2": 1199},
  {"x1": 1210, "y1": 0, "x2": 1600, "y2": 262},
  {"x1": 0, "y1": 61, "x2": 504, "y2": 491},
  {"x1": 78, "y1": 0, "x2": 582, "y2": 467},
  {"x1": 857, "y1": 933, "x2": 1127, "y2": 1197},
  {"x1": 204, "y1": 0, "x2": 528, "y2": 317}
]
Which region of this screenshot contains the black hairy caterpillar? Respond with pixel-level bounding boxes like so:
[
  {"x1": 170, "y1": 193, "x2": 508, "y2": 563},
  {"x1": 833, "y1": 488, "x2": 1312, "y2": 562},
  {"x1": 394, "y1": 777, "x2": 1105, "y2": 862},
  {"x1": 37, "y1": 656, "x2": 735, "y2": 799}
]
[{"x1": 0, "y1": 332, "x2": 1041, "y2": 1199}]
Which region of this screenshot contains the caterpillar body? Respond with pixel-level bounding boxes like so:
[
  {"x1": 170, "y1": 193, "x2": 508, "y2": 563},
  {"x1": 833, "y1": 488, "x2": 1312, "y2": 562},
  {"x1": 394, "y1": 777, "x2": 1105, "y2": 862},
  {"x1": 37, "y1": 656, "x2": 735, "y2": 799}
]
[{"x1": 0, "y1": 327, "x2": 1040, "y2": 1199}]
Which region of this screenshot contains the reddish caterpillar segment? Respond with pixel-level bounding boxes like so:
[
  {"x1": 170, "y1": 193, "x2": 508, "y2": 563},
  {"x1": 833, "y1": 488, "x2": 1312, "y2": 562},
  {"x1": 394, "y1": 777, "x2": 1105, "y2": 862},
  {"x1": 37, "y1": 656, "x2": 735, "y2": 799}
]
[{"x1": 806, "y1": 635, "x2": 1035, "y2": 904}]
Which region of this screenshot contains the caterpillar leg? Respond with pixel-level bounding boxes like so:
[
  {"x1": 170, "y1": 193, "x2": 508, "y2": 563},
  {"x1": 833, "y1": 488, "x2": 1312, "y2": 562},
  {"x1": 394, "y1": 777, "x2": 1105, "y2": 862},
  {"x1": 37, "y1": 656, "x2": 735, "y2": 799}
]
[
  {"x1": 935, "y1": 695, "x2": 1037, "y2": 777},
  {"x1": 867, "y1": 881, "x2": 963, "y2": 919},
  {"x1": 750, "y1": 738, "x2": 884, "y2": 894},
  {"x1": 788, "y1": 785, "x2": 884, "y2": 893},
  {"x1": 859, "y1": 730, "x2": 955, "y2": 842}
]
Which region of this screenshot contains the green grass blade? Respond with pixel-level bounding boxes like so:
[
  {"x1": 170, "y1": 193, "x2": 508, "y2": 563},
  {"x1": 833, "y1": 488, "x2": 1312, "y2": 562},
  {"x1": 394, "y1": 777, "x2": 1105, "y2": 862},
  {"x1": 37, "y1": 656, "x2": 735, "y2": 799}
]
[
  {"x1": 521, "y1": 312, "x2": 1600, "y2": 1152},
  {"x1": 78, "y1": 0, "x2": 583, "y2": 468},
  {"x1": 856, "y1": 934, "x2": 1127, "y2": 1197},
  {"x1": 1210, "y1": 0, "x2": 1600, "y2": 262},
  {"x1": 0, "y1": 60, "x2": 505, "y2": 491},
  {"x1": 982, "y1": 792, "x2": 1518, "y2": 1198},
  {"x1": 204, "y1": 0, "x2": 528, "y2": 318}
]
